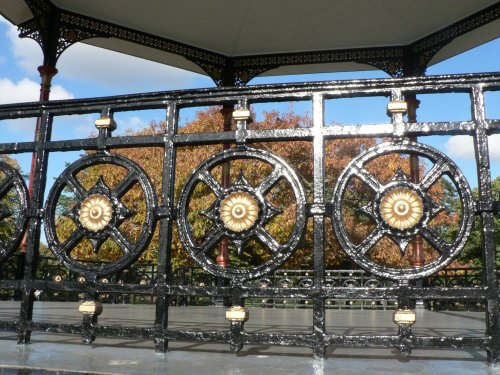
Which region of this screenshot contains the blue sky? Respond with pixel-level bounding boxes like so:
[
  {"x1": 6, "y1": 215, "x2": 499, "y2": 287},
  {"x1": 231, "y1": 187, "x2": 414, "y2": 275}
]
[{"x1": 0, "y1": 15, "x2": 498, "y2": 189}]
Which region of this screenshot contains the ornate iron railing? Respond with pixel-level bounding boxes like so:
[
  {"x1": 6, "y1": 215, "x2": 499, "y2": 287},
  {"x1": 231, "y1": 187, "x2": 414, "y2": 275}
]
[
  {"x1": 0, "y1": 255, "x2": 489, "y2": 311},
  {"x1": 0, "y1": 73, "x2": 498, "y2": 361}
]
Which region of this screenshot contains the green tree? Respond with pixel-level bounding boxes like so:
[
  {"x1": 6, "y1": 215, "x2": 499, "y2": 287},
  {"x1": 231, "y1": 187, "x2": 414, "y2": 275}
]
[
  {"x1": 456, "y1": 176, "x2": 500, "y2": 266},
  {"x1": 0, "y1": 155, "x2": 25, "y2": 251}
]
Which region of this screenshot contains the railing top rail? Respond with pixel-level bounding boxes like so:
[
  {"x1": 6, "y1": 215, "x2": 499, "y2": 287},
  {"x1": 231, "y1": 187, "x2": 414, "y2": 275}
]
[{"x1": 0, "y1": 72, "x2": 500, "y2": 119}]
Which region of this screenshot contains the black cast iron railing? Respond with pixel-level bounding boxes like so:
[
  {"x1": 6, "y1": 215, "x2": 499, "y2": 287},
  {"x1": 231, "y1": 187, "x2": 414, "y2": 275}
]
[{"x1": 0, "y1": 73, "x2": 498, "y2": 361}]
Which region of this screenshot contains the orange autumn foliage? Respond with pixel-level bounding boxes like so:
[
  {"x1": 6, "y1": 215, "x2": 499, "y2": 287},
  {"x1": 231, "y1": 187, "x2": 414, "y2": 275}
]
[{"x1": 54, "y1": 106, "x2": 459, "y2": 271}]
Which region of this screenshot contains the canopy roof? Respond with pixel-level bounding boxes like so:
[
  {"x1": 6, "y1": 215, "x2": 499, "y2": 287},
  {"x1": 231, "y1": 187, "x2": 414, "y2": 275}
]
[{"x1": 2, "y1": 0, "x2": 500, "y2": 84}]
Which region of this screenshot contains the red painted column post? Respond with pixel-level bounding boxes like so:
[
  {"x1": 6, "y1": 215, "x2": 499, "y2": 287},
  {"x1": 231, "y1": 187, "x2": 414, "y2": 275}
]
[
  {"x1": 406, "y1": 94, "x2": 425, "y2": 268},
  {"x1": 20, "y1": 65, "x2": 58, "y2": 252},
  {"x1": 216, "y1": 104, "x2": 234, "y2": 267}
]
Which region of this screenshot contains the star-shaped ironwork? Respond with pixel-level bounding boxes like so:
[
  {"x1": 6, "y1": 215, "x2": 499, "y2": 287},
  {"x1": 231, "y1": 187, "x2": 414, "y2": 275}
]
[
  {"x1": 62, "y1": 176, "x2": 133, "y2": 254},
  {"x1": 200, "y1": 170, "x2": 282, "y2": 255},
  {"x1": 357, "y1": 168, "x2": 444, "y2": 254}
]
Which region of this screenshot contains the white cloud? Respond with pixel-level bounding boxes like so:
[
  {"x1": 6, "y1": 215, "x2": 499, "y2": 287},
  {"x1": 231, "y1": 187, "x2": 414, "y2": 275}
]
[
  {"x1": 0, "y1": 77, "x2": 73, "y2": 104},
  {"x1": 57, "y1": 44, "x2": 211, "y2": 92},
  {"x1": 115, "y1": 116, "x2": 147, "y2": 134},
  {"x1": 2, "y1": 17, "x2": 42, "y2": 73},
  {"x1": 50, "y1": 84, "x2": 75, "y2": 101},
  {"x1": 445, "y1": 134, "x2": 500, "y2": 161},
  {"x1": 1, "y1": 16, "x2": 211, "y2": 94},
  {"x1": 0, "y1": 77, "x2": 74, "y2": 136}
]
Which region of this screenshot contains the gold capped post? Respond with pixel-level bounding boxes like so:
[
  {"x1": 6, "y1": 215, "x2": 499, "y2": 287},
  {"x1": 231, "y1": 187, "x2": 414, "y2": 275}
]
[
  {"x1": 95, "y1": 116, "x2": 117, "y2": 130},
  {"x1": 387, "y1": 100, "x2": 408, "y2": 116},
  {"x1": 393, "y1": 309, "x2": 416, "y2": 325},
  {"x1": 226, "y1": 306, "x2": 249, "y2": 322},
  {"x1": 79, "y1": 300, "x2": 103, "y2": 316},
  {"x1": 232, "y1": 109, "x2": 251, "y2": 121}
]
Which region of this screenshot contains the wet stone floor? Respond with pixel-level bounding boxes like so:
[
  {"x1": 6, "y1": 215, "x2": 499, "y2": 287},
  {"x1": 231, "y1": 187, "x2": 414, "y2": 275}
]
[{"x1": 0, "y1": 302, "x2": 499, "y2": 375}]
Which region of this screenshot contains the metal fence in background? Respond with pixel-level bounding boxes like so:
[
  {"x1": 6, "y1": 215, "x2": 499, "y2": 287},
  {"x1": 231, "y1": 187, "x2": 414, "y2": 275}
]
[{"x1": 0, "y1": 254, "x2": 489, "y2": 311}]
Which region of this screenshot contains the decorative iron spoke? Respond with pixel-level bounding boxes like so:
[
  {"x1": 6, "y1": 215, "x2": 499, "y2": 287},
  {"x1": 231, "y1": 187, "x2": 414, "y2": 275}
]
[
  {"x1": 197, "y1": 225, "x2": 225, "y2": 254},
  {"x1": 55, "y1": 230, "x2": 85, "y2": 255},
  {"x1": 257, "y1": 165, "x2": 284, "y2": 195},
  {"x1": 352, "y1": 165, "x2": 382, "y2": 192},
  {"x1": 114, "y1": 171, "x2": 139, "y2": 198},
  {"x1": 0, "y1": 209, "x2": 10, "y2": 221},
  {"x1": 199, "y1": 169, "x2": 224, "y2": 197},
  {"x1": 355, "y1": 227, "x2": 384, "y2": 255},
  {"x1": 65, "y1": 173, "x2": 86, "y2": 198},
  {"x1": 420, "y1": 159, "x2": 448, "y2": 191},
  {"x1": 420, "y1": 227, "x2": 451, "y2": 257},
  {"x1": 0, "y1": 174, "x2": 14, "y2": 199},
  {"x1": 110, "y1": 227, "x2": 134, "y2": 255},
  {"x1": 255, "y1": 226, "x2": 280, "y2": 253}
]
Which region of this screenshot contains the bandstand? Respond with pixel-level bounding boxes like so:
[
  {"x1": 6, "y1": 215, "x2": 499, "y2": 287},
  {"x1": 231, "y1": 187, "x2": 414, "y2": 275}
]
[{"x1": 0, "y1": 1, "x2": 499, "y2": 371}]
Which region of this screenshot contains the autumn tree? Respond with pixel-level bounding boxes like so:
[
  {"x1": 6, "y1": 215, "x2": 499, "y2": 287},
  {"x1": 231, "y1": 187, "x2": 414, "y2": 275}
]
[{"x1": 52, "y1": 107, "x2": 460, "y2": 271}]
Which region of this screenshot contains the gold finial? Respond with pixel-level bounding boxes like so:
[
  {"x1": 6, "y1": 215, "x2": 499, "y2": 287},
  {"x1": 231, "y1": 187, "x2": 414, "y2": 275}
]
[
  {"x1": 219, "y1": 192, "x2": 259, "y2": 232},
  {"x1": 387, "y1": 101, "x2": 408, "y2": 116},
  {"x1": 393, "y1": 308, "x2": 416, "y2": 325},
  {"x1": 232, "y1": 109, "x2": 251, "y2": 121},
  {"x1": 226, "y1": 306, "x2": 249, "y2": 322},
  {"x1": 379, "y1": 188, "x2": 423, "y2": 230},
  {"x1": 79, "y1": 194, "x2": 113, "y2": 232},
  {"x1": 94, "y1": 116, "x2": 117, "y2": 130},
  {"x1": 79, "y1": 301, "x2": 103, "y2": 316}
]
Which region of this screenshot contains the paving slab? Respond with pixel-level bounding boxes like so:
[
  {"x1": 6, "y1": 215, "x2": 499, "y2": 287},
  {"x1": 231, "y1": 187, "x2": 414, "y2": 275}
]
[{"x1": 0, "y1": 302, "x2": 498, "y2": 374}]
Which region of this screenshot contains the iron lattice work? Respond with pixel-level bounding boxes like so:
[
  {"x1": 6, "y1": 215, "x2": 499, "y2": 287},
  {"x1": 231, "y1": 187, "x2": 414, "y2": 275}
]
[
  {"x1": 16, "y1": 1, "x2": 500, "y2": 81},
  {"x1": 0, "y1": 73, "x2": 498, "y2": 361}
]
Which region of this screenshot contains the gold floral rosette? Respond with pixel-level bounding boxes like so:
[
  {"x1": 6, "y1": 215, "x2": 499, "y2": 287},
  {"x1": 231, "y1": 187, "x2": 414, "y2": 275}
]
[
  {"x1": 79, "y1": 194, "x2": 113, "y2": 232},
  {"x1": 379, "y1": 188, "x2": 424, "y2": 230},
  {"x1": 219, "y1": 191, "x2": 259, "y2": 232}
]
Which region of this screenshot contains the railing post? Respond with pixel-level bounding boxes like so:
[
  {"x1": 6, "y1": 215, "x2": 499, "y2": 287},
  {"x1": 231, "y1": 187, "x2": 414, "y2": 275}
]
[
  {"x1": 471, "y1": 86, "x2": 500, "y2": 365},
  {"x1": 405, "y1": 93, "x2": 425, "y2": 310},
  {"x1": 213, "y1": 104, "x2": 234, "y2": 308},
  {"x1": 153, "y1": 102, "x2": 178, "y2": 353},
  {"x1": 312, "y1": 93, "x2": 326, "y2": 359},
  {"x1": 17, "y1": 110, "x2": 53, "y2": 344}
]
